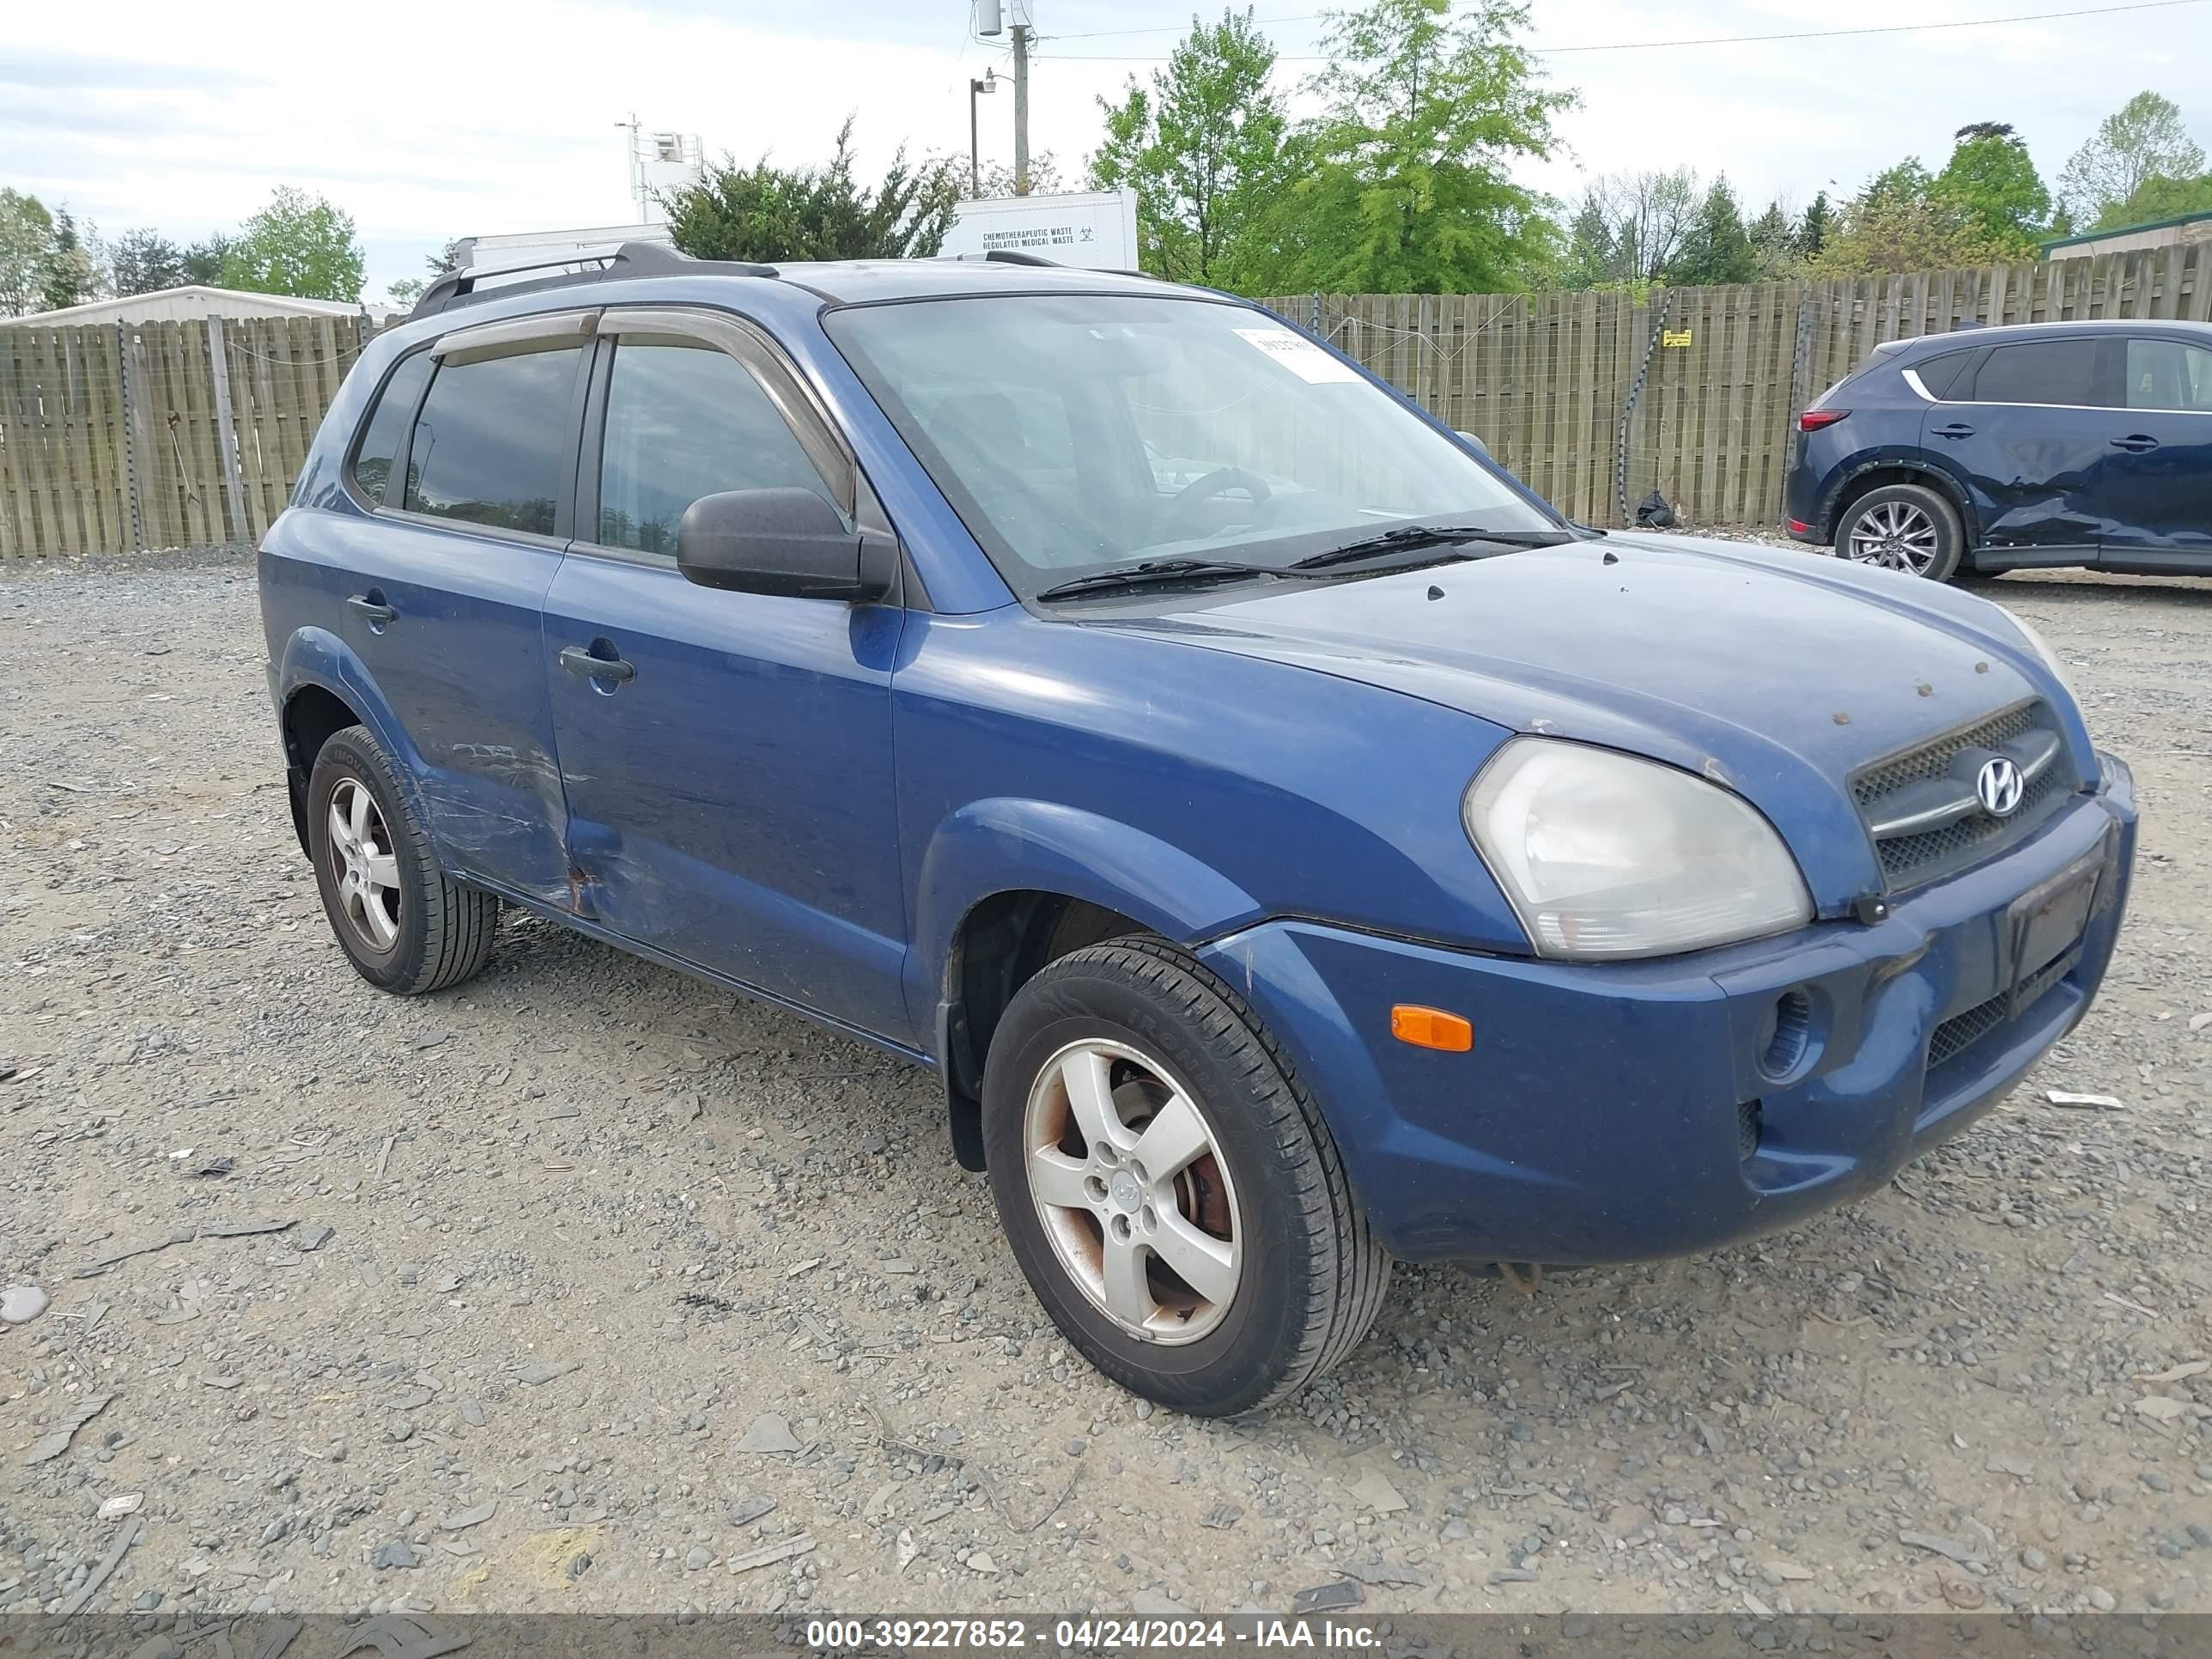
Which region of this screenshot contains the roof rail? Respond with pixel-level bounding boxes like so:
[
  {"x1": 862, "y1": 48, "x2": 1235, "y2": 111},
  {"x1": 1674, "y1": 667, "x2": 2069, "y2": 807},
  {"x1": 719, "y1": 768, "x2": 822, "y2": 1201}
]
[
  {"x1": 940, "y1": 249, "x2": 1061, "y2": 268},
  {"x1": 408, "y1": 241, "x2": 777, "y2": 321}
]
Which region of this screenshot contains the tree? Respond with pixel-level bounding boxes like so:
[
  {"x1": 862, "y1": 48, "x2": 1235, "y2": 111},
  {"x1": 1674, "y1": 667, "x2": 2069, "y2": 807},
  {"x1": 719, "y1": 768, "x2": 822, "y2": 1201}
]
[
  {"x1": 1814, "y1": 169, "x2": 2004, "y2": 276},
  {"x1": 1559, "y1": 168, "x2": 1697, "y2": 287},
  {"x1": 662, "y1": 117, "x2": 959, "y2": 264},
  {"x1": 0, "y1": 189, "x2": 56, "y2": 315},
  {"x1": 1255, "y1": 0, "x2": 1571, "y2": 294},
  {"x1": 1746, "y1": 198, "x2": 1801, "y2": 279},
  {"x1": 112, "y1": 228, "x2": 185, "y2": 295},
  {"x1": 1668, "y1": 174, "x2": 1757, "y2": 286},
  {"x1": 40, "y1": 207, "x2": 100, "y2": 311},
  {"x1": 1796, "y1": 191, "x2": 1832, "y2": 259},
  {"x1": 2091, "y1": 169, "x2": 2212, "y2": 229},
  {"x1": 1088, "y1": 9, "x2": 1288, "y2": 288},
  {"x1": 1934, "y1": 121, "x2": 2049, "y2": 255},
  {"x1": 976, "y1": 151, "x2": 1066, "y2": 198},
  {"x1": 2057, "y1": 92, "x2": 2205, "y2": 228},
  {"x1": 182, "y1": 234, "x2": 233, "y2": 286},
  {"x1": 220, "y1": 188, "x2": 365, "y2": 301},
  {"x1": 387, "y1": 240, "x2": 465, "y2": 307}
]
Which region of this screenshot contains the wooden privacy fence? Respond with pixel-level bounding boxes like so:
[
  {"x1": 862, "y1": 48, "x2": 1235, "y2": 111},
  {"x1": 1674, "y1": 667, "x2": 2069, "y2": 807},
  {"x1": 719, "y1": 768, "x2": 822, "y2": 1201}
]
[
  {"x1": 1268, "y1": 243, "x2": 2212, "y2": 526},
  {"x1": 4, "y1": 246, "x2": 2210, "y2": 557},
  {"x1": 0, "y1": 315, "x2": 369, "y2": 558}
]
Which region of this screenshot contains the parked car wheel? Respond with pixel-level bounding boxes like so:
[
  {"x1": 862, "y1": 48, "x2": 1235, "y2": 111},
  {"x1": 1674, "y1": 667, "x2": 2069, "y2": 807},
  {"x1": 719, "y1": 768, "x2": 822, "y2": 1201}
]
[
  {"x1": 1834, "y1": 482, "x2": 1964, "y2": 581},
  {"x1": 982, "y1": 937, "x2": 1390, "y2": 1415},
  {"x1": 307, "y1": 725, "x2": 499, "y2": 995}
]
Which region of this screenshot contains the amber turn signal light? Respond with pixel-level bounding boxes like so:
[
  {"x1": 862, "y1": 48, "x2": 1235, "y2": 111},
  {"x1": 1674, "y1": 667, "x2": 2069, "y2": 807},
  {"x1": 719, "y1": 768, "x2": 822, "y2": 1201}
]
[{"x1": 1390, "y1": 1005, "x2": 1473, "y2": 1052}]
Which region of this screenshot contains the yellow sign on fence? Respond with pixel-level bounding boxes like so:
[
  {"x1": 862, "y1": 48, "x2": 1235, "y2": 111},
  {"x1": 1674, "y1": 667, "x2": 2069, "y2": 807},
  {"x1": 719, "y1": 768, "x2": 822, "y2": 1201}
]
[{"x1": 1662, "y1": 329, "x2": 1694, "y2": 348}]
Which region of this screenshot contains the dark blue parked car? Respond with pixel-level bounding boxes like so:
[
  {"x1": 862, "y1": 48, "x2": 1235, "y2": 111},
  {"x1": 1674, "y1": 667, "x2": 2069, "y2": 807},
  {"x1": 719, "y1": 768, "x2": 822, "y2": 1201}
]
[
  {"x1": 261, "y1": 246, "x2": 2136, "y2": 1414},
  {"x1": 1785, "y1": 318, "x2": 2212, "y2": 580}
]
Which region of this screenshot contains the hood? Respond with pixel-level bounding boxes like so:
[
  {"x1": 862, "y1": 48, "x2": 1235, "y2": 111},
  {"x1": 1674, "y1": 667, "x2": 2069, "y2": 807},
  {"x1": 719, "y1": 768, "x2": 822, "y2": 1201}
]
[{"x1": 1097, "y1": 532, "x2": 2085, "y2": 906}]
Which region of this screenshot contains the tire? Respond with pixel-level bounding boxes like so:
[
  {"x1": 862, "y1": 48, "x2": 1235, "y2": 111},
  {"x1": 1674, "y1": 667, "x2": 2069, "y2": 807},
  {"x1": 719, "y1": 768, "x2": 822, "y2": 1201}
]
[
  {"x1": 981, "y1": 937, "x2": 1390, "y2": 1416},
  {"x1": 307, "y1": 725, "x2": 498, "y2": 995},
  {"x1": 1834, "y1": 482, "x2": 1965, "y2": 582}
]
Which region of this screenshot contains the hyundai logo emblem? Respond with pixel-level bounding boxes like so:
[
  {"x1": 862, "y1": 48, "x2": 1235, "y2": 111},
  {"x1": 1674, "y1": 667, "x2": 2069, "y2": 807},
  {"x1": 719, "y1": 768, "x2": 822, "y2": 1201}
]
[{"x1": 1975, "y1": 756, "x2": 2025, "y2": 817}]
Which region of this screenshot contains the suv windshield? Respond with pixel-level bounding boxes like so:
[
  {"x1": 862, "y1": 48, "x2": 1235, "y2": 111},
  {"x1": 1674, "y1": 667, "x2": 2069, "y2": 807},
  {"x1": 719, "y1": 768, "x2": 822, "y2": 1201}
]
[{"x1": 825, "y1": 294, "x2": 1558, "y2": 599}]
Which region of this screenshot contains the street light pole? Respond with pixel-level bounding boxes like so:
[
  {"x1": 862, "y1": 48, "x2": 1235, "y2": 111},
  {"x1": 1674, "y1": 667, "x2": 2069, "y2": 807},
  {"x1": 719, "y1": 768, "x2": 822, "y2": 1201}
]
[{"x1": 968, "y1": 71, "x2": 996, "y2": 198}]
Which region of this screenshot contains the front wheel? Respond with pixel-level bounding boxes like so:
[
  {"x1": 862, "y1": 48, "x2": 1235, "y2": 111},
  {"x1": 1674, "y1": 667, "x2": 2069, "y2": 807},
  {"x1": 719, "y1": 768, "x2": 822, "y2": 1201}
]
[
  {"x1": 981, "y1": 938, "x2": 1390, "y2": 1416},
  {"x1": 1835, "y1": 482, "x2": 1965, "y2": 581}
]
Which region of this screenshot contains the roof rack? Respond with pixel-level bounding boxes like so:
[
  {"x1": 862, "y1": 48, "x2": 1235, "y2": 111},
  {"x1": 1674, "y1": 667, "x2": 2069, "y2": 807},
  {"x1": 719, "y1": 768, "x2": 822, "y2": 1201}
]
[{"x1": 408, "y1": 241, "x2": 777, "y2": 321}]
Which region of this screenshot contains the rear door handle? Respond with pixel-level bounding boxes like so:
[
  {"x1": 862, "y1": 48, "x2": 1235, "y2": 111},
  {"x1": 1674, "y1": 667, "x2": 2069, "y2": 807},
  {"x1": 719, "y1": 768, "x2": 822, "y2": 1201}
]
[
  {"x1": 346, "y1": 593, "x2": 396, "y2": 626},
  {"x1": 2110, "y1": 434, "x2": 2160, "y2": 453},
  {"x1": 559, "y1": 644, "x2": 636, "y2": 684},
  {"x1": 1930, "y1": 422, "x2": 1976, "y2": 440}
]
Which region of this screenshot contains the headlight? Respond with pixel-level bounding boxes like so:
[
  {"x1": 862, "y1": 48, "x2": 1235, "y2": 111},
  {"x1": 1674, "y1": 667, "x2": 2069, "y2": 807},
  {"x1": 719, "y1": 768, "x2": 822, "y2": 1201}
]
[
  {"x1": 1463, "y1": 739, "x2": 1814, "y2": 960},
  {"x1": 1994, "y1": 605, "x2": 2077, "y2": 705}
]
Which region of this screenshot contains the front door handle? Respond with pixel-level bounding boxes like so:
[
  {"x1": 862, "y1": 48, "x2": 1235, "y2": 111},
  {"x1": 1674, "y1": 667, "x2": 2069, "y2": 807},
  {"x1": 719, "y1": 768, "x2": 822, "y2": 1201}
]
[
  {"x1": 559, "y1": 644, "x2": 636, "y2": 684},
  {"x1": 1930, "y1": 422, "x2": 1976, "y2": 440},
  {"x1": 2110, "y1": 433, "x2": 2160, "y2": 453},
  {"x1": 346, "y1": 593, "x2": 396, "y2": 627}
]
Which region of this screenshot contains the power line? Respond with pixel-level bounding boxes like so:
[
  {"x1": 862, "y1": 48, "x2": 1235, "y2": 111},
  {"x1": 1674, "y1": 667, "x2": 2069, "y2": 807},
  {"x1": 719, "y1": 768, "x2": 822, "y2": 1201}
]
[{"x1": 1033, "y1": 0, "x2": 2207, "y2": 59}]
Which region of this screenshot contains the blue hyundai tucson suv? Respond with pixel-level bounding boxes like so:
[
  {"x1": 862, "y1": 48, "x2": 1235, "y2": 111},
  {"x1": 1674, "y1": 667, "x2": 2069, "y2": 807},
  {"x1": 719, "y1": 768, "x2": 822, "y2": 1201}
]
[
  {"x1": 260, "y1": 246, "x2": 2137, "y2": 1414},
  {"x1": 1785, "y1": 318, "x2": 2212, "y2": 580}
]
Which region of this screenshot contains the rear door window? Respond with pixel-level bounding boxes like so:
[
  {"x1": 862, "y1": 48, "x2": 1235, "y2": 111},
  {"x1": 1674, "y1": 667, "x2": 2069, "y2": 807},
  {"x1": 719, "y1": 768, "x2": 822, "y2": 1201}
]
[
  {"x1": 349, "y1": 351, "x2": 434, "y2": 506},
  {"x1": 404, "y1": 343, "x2": 585, "y2": 536},
  {"x1": 1970, "y1": 338, "x2": 2101, "y2": 407},
  {"x1": 2124, "y1": 337, "x2": 2212, "y2": 412},
  {"x1": 595, "y1": 334, "x2": 837, "y2": 553},
  {"x1": 1912, "y1": 350, "x2": 1978, "y2": 401}
]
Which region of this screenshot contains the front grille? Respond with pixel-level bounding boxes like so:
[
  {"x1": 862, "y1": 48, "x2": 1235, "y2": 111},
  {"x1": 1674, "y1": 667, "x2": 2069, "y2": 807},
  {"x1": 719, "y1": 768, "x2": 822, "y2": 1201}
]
[{"x1": 1850, "y1": 702, "x2": 2075, "y2": 889}]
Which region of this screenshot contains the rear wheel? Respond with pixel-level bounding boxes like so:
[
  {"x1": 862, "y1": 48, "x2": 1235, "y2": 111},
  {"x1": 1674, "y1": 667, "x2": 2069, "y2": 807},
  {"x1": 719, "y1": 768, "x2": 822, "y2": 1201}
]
[
  {"x1": 307, "y1": 726, "x2": 499, "y2": 995},
  {"x1": 1834, "y1": 482, "x2": 1964, "y2": 582},
  {"x1": 982, "y1": 938, "x2": 1390, "y2": 1416}
]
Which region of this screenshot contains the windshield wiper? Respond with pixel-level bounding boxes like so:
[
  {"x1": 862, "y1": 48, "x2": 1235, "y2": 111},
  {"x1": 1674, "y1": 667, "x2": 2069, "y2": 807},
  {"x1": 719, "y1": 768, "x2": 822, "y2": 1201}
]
[
  {"x1": 1035, "y1": 558, "x2": 1279, "y2": 601},
  {"x1": 1291, "y1": 523, "x2": 1573, "y2": 571}
]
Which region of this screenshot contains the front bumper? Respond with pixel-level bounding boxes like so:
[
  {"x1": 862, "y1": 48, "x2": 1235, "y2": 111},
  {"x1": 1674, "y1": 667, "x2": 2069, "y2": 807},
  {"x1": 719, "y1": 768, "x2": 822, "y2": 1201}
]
[{"x1": 1197, "y1": 754, "x2": 2136, "y2": 1265}]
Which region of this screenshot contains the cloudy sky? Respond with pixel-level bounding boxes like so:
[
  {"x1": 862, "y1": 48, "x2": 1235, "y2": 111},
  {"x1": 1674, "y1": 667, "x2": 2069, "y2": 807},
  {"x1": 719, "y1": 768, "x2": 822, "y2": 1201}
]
[{"x1": 7, "y1": 0, "x2": 2209, "y2": 300}]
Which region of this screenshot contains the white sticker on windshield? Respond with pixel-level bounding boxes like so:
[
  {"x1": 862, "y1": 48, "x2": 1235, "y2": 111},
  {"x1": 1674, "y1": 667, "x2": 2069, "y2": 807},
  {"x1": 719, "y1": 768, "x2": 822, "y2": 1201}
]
[{"x1": 1233, "y1": 326, "x2": 1362, "y2": 384}]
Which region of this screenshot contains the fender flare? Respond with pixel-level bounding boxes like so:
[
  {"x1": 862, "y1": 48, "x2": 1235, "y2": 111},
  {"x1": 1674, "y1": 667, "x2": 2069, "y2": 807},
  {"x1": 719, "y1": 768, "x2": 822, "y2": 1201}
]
[
  {"x1": 275, "y1": 629, "x2": 433, "y2": 843},
  {"x1": 1820, "y1": 456, "x2": 1980, "y2": 544},
  {"x1": 909, "y1": 799, "x2": 1261, "y2": 1170}
]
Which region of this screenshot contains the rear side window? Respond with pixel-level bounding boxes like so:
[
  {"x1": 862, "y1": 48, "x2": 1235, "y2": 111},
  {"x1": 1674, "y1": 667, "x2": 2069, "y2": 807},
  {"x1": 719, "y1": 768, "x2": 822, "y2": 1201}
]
[
  {"x1": 404, "y1": 343, "x2": 584, "y2": 536},
  {"x1": 1971, "y1": 338, "x2": 2100, "y2": 406},
  {"x1": 596, "y1": 336, "x2": 836, "y2": 553},
  {"x1": 350, "y1": 352, "x2": 434, "y2": 506},
  {"x1": 2124, "y1": 337, "x2": 2212, "y2": 411},
  {"x1": 1912, "y1": 350, "x2": 1977, "y2": 401}
]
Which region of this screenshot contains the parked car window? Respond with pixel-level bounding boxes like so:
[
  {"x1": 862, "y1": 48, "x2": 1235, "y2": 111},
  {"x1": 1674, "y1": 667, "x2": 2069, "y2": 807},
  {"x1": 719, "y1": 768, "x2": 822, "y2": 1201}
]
[
  {"x1": 825, "y1": 295, "x2": 1558, "y2": 595},
  {"x1": 2124, "y1": 337, "x2": 2212, "y2": 412},
  {"x1": 1913, "y1": 350, "x2": 1978, "y2": 401},
  {"x1": 404, "y1": 343, "x2": 583, "y2": 536},
  {"x1": 1970, "y1": 338, "x2": 2100, "y2": 407},
  {"x1": 596, "y1": 336, "x2": 836, "y2": 554},
  {"x1": 350, "y1": 351, "x2": 434, "y2": 507}
]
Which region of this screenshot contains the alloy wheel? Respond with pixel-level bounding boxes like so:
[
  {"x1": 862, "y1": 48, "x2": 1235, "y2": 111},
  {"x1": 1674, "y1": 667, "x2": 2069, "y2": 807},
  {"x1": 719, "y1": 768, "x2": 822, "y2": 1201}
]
[
  {"x1": 1021, "y1": 1038, "x2": 1243, "y2": 1345},
  {"x1": 326, "y1": 777, "x2": 402, "y2": 953},
  {"x1": 1844, "y1": 500, "x2": 1940, "y2": 574}
]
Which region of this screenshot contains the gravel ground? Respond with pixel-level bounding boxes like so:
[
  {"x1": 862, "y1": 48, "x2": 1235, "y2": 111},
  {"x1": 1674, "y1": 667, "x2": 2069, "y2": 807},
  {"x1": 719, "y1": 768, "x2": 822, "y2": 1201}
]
[{"x1": 3, "y1": 544, "x2": 2210, "y2": 1624}]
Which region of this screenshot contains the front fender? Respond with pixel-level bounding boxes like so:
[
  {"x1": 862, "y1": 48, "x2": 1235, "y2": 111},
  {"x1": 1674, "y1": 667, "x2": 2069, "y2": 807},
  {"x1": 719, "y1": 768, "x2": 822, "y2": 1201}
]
[{"x1": 907, "y1": 797, "x2": 1261, "y2": 1027}]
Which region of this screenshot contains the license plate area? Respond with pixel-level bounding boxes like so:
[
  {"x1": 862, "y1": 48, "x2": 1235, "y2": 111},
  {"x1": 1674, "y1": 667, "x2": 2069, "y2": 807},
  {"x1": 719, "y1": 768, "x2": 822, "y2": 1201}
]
[{"x1": 2004, "y1": 849, "x2": 2101, "y2": 1018}]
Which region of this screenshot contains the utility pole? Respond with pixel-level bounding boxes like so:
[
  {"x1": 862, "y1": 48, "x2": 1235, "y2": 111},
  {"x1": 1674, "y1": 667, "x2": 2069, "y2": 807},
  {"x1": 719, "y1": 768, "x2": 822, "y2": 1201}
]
[{"x1": 1012, "y1": 14, "x2": 1031, "y2": 196}]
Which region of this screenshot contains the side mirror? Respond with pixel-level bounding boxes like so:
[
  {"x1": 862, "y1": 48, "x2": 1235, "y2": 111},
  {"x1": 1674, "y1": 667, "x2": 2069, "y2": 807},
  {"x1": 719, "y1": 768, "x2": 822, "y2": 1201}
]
[
  {"x1": 1454, "y1": 429, "x2": 1490, "y2": 456},
  {"x1": 675, "y1": 488, "x2": 896, "y2": 603}
]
